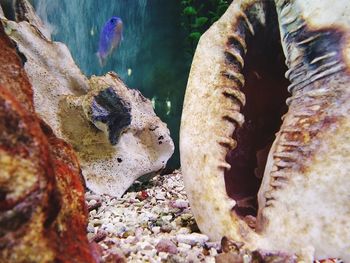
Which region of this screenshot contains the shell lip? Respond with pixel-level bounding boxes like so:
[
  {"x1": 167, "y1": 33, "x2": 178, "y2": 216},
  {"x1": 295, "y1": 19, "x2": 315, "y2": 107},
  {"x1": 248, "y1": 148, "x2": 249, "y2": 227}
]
[{"x1": 223, "y1": 19, "x2": 290, "y2": 231}]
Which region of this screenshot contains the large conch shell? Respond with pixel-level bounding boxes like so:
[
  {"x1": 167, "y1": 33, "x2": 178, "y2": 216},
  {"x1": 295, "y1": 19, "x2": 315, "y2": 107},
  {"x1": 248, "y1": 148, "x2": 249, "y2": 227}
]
[{"x1": 180, "y1": 0, "x2": 350, "y2": 261}]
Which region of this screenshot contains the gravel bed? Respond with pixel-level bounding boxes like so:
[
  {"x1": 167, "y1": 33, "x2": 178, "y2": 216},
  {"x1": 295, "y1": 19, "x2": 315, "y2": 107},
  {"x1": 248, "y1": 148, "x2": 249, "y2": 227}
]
[
  {"x1": 86, "y1": 171, "x2": 343, "y2": 263},
  {"x1": 86, "y1": 170, "x2": 220, "y2": 262}
]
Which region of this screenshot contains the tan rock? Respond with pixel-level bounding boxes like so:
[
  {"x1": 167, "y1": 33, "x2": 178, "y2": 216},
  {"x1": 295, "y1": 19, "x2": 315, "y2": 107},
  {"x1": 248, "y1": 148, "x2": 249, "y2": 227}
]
[{"x1": 60, "y1": 73, "x2": 174, "y2": 196}]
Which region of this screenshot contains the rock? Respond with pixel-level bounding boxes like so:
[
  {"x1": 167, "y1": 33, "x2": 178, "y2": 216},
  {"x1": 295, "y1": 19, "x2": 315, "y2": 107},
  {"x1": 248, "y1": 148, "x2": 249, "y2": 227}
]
[
  {"x1": 0, "y1": 22, "x2": 95, "y2": 263},
  {"x1": 205, "y1": 241, "x2": 221, "y2": 251},
  {"x1": 91, "y1": 229, "x2": 108, "y2": 243},
  {"x1": 0, "y1": 4, "x2": 4, "y2": 18},
  {"x1": 105, "y1": 249, "x2": 127, "y2": 263},
  {"x1": 136, "y1": 190, "x2": 149, "y2": 201},
  {"x1": 170, "y1": 199, "x2": 189, "y2": 209},
  {"x1": 155, "y1": 192, "x2": 166, "y2": 200},
  {"x1": 221, "y1": 236, "x2": 244, "y2": 253},
  {"x1": 155, "y1": 239, "x2": 178, "y2": 254},
  {"x1": 62, "y1": 73, "x2": 174, "y2": 197},
  {"x1": 14, "y1": 0, "x2": 51, "y2": 40},
  {"x1": 251, "y1": 250, "x2": 297, "y2": 263},
  {"x1": 88, "y1": 199, "x2": 102, "y2": 211},
  {"x1": 215, "y1": 252, "x2": 244, "y2": 263},
  {"x1": 90, "y1": 242, "x2": 104, "y2": 263},
  {"x1": 176, "y1": 233, "x2": 209, "y2": 246},
  {"x1": 160, "y1": 223, "x2": 174, "y2": 233},
  {"x1": 151, "y1": 226, "x2": 161, "y2": 234},
  {"x1": 2, "y1": 1, "x2": 174, "y2": 197}
]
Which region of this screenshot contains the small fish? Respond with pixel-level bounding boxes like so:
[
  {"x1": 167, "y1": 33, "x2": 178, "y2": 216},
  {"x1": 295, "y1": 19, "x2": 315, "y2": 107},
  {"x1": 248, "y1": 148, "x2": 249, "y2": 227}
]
[{"x1": 97, "y1": 16, "x2": 123, "y2": 67}]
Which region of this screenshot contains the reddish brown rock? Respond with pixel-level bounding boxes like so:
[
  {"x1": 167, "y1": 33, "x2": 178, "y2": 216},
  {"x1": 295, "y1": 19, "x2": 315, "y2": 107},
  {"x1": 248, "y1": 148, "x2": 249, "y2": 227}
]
[
  {"x1": 155, "y1": 239, "x2": 178, "y2": 254},
  {"x1": 0, "y1": 22, "x2": 95, "y2": 262}
]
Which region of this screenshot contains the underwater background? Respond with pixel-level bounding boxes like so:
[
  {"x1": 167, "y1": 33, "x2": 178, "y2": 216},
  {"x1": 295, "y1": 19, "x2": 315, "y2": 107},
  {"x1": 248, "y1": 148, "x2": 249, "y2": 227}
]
[{"x1": 30, "y1": 0, "x2": 232, "y2": 169}]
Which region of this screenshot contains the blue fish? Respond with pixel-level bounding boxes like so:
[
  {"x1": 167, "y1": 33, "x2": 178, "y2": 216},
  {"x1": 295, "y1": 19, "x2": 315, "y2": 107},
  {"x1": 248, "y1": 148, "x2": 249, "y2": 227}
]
[{"x1": 97, "y1": 16, "x2": 123, "y2": 66}]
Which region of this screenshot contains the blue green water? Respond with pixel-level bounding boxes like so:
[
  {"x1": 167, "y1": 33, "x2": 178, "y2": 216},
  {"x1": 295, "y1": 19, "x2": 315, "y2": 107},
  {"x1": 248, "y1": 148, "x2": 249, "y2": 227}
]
[{"x1": 32, "y1": 0, "x2": 191, "y2": 169}]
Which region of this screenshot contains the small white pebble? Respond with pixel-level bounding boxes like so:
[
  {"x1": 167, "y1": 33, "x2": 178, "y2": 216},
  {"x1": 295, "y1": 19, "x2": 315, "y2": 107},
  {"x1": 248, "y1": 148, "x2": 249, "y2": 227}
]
[
  {"x1": 158, "y1": 252, "x2": 168, "y2": 260},
  {"x1": 87, "y1": 223, "x2": 94, "y2": 233},
  {"x1": 178, "y1": 242, "x2": 192, "y2": 250},
  {"x1": 155, "y1": 193, "x2": 165, "y2": 200},
  {"x1": 209, "y1": 247, "x2": 218, "y2": 256},
  {"x1": 176, "y1": 233, "x2": 209, "y2": 246},
  {"x1": 205, "y1": 256, "x2": 216, "y2": 263},
  {"x1": 161, "y1": 215, "x2": 173, "y2": 222},
  {"x1": 99, "y1": 243, "x2": 109, "y2": 250},
  {"x1": 243, "y1": 254, "x2": 251, "y2": 263},
  {"x1": 152, "y1": 226, "x2": 161, "y2": 234},
  {"x1": 88, "y1": 199, "x2": 97, "y2": 206},
  {"x1": 89, "y1": 210, "x2": 96, "y2": 216},
  {"x1": 104, "y1": 210, "x2": 112, "y2": 218},
  {"x1": 174, "y1": 199, "x2": 189, "y2": 208},
  {"x1": 205, "y1": 241, "x2": 221, "y2": 250},
  {"x1": 102, "y1": 222, "x2": 115, "y2": 233},
  {"x1": 176, "y1": 227, "x2": 190, "y2": 235},
  {"x1": 92, "y1": 219, "x2": 102, "y2": 226}
]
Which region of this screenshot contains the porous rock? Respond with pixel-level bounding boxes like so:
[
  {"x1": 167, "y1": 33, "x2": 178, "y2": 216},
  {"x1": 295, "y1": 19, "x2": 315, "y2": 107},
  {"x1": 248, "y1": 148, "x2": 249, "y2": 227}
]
[
  {"x1": 0, "y1": 21, "x2": 95, "y2": 263},
  {"x1": 14, "y1": 0, "x2": 52, "y2": 40},
  {"x1": 61, "y1": 72, "x2": 174, "y2": 196},
  {"x1": 2, "y1": 0, "x2": 174, "y2": 197},
  {"x1": 0, "y1": 4, "x2": 4, "y2": 18}
]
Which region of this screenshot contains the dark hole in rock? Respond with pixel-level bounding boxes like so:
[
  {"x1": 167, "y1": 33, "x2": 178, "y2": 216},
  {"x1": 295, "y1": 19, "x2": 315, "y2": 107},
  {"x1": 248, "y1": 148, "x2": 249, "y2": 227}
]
[
  {"x1": 224, "y1": 4, "x2": 290, "y2": 226},
  {"x1": 91, "y1": 87, "x2": 131, "y2": 145},
  {"x1": 15, "y1": 45, "x2": 27, "y2": 66},
  {"x1": 0, "y1": 1, "x2": 16, "y2": 21}
]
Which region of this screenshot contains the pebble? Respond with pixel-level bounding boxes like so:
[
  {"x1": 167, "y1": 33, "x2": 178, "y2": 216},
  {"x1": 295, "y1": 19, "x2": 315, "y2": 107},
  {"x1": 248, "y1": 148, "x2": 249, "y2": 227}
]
[
  {"x1": 104, "y1": 250, "x2": 126, "y2": 263},
  {"x1": 151, "y1": 226, "x2": 160, "y2": 234},
  {"x1": 176, "y1": 233, "x2": 209, "y2": 246},
  {"x1": 158, "y1": 252, "x2": 168, "y2": 260},
  {"x1": 177, "y1": 227, "x2": 191, "y2": 235},
  {"x1": 178, "y1": 242, "x2": 192, "y2": 250},
  {"x1": 102, "y1": 223, "x2": 115, "y2": 233},
  {"x1": 85, "y1": 193, "x2": 101, "y2": 202},
  {"x1": 91, "y1": 230, "x2": 107, "y2": 243},
  {"x1": 205, "y1": 241, "x2": 221, "y2": 249},
  {"x1": 92, "y1": 219, "x2": 102, "y2": 226},
  {"x1": 87, "y1": 223, "x2": 95, "y2": 233},
  {"x1": 160, "y1": 224, "x2": 173, "y2": 233},
  {"x1": 172, "y1": 199, "x2": 189, "y2": 209},
  {"x1": 161, "y1": 214, "x2": 173, "y2": 222},
  {"x1": 155, "y1": 193, "x2": 165, "y2": 200},
  {"x1": 155, "y1": 239, "x2": 178, "y2": 254},
  {"x1": 88, "y1": 199, "x2": 97, "y2": 206}
]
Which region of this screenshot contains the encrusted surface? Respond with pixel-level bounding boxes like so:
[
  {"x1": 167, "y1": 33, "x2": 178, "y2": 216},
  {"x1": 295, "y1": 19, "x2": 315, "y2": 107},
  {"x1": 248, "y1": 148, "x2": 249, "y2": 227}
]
[{"x1": 0, "y1": 22, "x2": 94, "y2": 262}]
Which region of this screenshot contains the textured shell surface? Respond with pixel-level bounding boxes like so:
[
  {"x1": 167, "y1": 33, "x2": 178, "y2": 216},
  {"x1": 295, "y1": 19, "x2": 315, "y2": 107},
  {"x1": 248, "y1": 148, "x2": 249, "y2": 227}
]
[{"x1": 180, "y1": 0, "x2": 350, "y2": 261}]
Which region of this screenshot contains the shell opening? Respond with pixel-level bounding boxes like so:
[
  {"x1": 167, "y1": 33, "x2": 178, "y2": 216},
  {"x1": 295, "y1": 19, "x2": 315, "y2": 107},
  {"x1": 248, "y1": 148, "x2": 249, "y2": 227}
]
[{"x1": 224, "y1": 9, "x2": 290, "y2": 228}]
